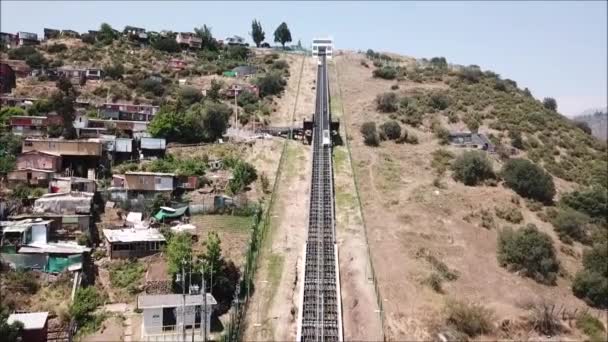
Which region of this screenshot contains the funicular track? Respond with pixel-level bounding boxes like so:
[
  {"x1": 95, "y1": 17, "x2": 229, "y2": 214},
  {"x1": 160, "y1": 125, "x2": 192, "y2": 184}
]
[{"x1": 297, "y1": 54, "x2": 343, "y2": 342}]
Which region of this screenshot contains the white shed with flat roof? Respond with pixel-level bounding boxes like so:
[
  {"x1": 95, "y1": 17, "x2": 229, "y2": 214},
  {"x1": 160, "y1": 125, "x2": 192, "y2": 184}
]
[{"x1": 312, "y1": 37, "x2": 333, "y2": 59}]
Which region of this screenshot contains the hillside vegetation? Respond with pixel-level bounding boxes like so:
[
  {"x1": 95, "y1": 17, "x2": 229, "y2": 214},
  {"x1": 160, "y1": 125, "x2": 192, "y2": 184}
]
[{"x1": 333, "y1": 50, "x2": 607, "y2": 341}]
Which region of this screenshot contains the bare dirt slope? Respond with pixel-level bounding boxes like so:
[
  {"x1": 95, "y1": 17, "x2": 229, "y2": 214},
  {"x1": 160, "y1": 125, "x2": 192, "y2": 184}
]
[
  {"x1": 329, "y1": 61, "x2": 384, "y2": 341},
  {"x1": 334, "y1": 52, "x2": 599, "y2": 340},
  {"x1": 243, "y1": 56, "x2": 316, "y2": 341}
]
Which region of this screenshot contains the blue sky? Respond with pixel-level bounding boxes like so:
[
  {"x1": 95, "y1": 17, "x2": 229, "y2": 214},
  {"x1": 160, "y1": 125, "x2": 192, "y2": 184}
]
[{"x1": 1, "y1": 1, "x2": 606, "y2": 116}]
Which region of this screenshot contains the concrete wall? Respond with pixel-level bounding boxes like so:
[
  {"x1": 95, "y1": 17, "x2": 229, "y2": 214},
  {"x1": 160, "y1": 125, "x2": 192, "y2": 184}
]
[
  {"x1": 142, "y1": 305, "x2": 212, "y2": 336},
  {"x1": 125, "y1": 174, "x2": 174, "y2": 191},
  {"x1": 17, "y1": 153, "x2": 61, "y2": 171}
]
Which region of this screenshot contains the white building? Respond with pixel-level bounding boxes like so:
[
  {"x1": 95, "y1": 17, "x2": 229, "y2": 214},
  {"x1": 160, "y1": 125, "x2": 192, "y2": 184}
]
[
  {"x1": 138, "y1": 293, "x2": 217, "y2": 341},
  {"x1": 312, "y1": 37, "x2": 333, "y2": 59}
]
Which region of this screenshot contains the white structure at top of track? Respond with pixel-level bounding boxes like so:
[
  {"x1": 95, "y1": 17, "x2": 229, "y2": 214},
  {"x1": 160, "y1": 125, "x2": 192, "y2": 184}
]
[{"x1": 312, "y1": 37, "x2": 333, "y2": 59}]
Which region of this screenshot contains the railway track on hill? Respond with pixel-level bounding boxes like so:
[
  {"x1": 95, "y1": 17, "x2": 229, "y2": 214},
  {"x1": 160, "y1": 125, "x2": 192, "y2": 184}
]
[{"x1": 297, "y1": 54, "x2": 343, "y2": 342}]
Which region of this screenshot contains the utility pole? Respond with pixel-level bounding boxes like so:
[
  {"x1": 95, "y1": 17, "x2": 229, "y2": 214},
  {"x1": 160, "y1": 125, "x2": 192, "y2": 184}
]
[
  {"x1": 202, "y1": 264, "x2": 208, "y2": 342},
  {"x1": 182, "y1": 258, "x2": 186, "y2": 342},
  {"x1": 234, "y1": 90, "x2": 238, "y2": 131}
]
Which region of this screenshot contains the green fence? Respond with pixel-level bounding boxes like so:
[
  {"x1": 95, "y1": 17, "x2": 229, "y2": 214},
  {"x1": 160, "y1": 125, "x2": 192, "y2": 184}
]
[{"x1": 223, "y1": 54, "x2": 307, "y2": 342}]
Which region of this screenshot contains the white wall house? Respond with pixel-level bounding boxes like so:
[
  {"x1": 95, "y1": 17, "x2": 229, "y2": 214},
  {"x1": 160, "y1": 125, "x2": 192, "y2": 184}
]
[
  {"x1": 138, "y1": 293, "x2": 217, "y2": 340},
  {"x1": 312, "y1": 37, "x2": 333, "y2": 59}
]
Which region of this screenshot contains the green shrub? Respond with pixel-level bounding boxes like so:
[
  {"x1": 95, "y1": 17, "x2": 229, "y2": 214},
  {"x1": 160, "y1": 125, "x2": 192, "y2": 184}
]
[
  {"x1": 497, "y1": 224, "x2": 559, "y2": 285},
  {"x1": 360, "y1": 121, "x2": 379, "y2": 146},
  {"x1": 431, "y1": 149, "x2": 454, "y2": 176},
  {"x1": 7, "y1": 46, "x2": 37, "y2": 60},
  {"x1": 561, "y1": 187, "x2": 607, "y2": 223},
  {"x1": 572, "y1": 241, "x2": 608, "y2": 308},
  {"x1": 373, "y1": 66, "x2": 397, "y2": 80},
  {"x1": 495, "y1": 205, "x2": 524, "y2": 224},
  {"x1": 509, "y1": 130, "x2": 525, "y2": 149},
  {"x1": 430, "y1": 93, "x2": 450, "y2": 110},
  {"x1": 237, "y1": 90, "x2": 259, "y2": 107},
  {"x1": 375, "y1": 92, "x2": 399, "y2": 112},
  {"x1": 138, "y1": 78, "x2": 165, "y2": 96},
  {"x1": 103, "y1": 63, "x2": 125, "y2": 80},
  {"x1": 444, "y1": 299, "x2": 494, "y2": 337},
  {"x1": 459, "y1": 66, "x2": 483, "y2": 83},
  {"x1": 47, "y1": 43, "x2": 67, "y2": 53},
  {"x1": 576, "y1": 312, "x2": 606, "y2": 341},
  {"x1": 178, "y1": 86, "x2": 203, "y2": 105},
  {"x1": 551, "y1": 208, "x2": 590, "y2": 244},
  {"x1": 152, "y1": 37, "x2": 181, "y2": 52},
  {"x1": 434, "y1": 125, "x2": 451, "y2": 145},
  {"x1": 70, "y1": 287, "x2": 103, "y2": 327},
  {"x1": 254, "y1": 72, "x2": 286, "y2": 97},
  {"x1": 380, "y1": 121, "x2": 401, "y2": 140},
  {"x1": 451, "y1": 151, "x2": 495, "y2": 186},
  {"x1": 271, "y1": 60, "x2": 289, "y2": 70},
  {"x1": 110, "y1": 261, "x2": 145, "y2": 294},
  {"x1": 405, "y1": 133, "x2": 419, "y2": 144},
  {"x1": 501, "y1": 159, "x2": 556, "y2": 203}
]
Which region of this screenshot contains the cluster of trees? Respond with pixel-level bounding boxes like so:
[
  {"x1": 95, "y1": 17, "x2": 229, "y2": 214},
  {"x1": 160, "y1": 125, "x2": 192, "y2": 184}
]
[
  {"x1": 360, "y1": 120, "x2": 417, "y2": 146},
  {"x1": 7, "y1": 45, "x2": 48, "y2": 68},
  {"x1": 148, "y1": 102, "x2": 232, "y2": 144}
]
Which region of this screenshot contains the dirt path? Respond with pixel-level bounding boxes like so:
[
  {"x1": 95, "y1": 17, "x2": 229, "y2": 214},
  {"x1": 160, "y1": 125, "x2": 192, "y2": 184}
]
[
  {"x1": 330, "y1": 59, "x2": 384, "y2": 341},
  {"x1": 242, "y1": 55, "x2": 316, "y2": 341}
]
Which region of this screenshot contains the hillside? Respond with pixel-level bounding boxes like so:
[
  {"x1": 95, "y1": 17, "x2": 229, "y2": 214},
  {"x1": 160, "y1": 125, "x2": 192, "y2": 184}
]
[
  {"x1": 575, "y1": 109, "x2": 608, "y2": 141},
  {"x1": 331, "y1": 51, "x2": 607, "y2": 341}
]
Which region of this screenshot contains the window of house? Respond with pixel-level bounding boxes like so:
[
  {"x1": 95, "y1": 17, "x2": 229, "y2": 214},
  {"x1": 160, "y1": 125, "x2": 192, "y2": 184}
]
[
  {"x1": 155, "y1": 177, "x2": 162, "y2": 184},
  {"x1": 24, "y1": 141, "x2": 32, "y2": 146}
]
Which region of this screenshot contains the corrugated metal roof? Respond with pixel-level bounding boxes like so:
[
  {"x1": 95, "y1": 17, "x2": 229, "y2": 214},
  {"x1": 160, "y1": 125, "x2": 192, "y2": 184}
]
[
  {"x1": 103, "y1": 228, "x2": 166, "y2": 243},
  {"x1": 7, "y1": 312, "x2": 48, "y2": 330},
  {"x1": 138, "y1": 294, "x2": 217, "y2": 309}
]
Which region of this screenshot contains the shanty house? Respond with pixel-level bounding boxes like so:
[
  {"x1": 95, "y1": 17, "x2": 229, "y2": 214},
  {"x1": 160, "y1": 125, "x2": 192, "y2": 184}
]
[
  {"x1": 9, "y1": 213, "x2": 91, "y2": 241},
  {"x1": 103, "y1": 228, "x2": 166, "y2": 259},
  {"x1": 61, "y1": 30, "x2": 80, "y2": 38},
  {"x1": 0, "y1": 32, "x2": 18, "y2": 48},
  {"x1": 16, "y1": 151, "x2": 62, "y2": 172},
  {"x1": 448, "y1": 132, "x2": 495, "y2": 151},
  {"x1": 168, "y1": 58, "x2": 187, "y2": 71},
  {"x1": 17, "y1": 32, "x2": 39, "y2": 46},
  {"x1": 7, "y1": 168, "x2": 55, "y2": 187},
  {"x1": 85, "y1": 68, "x2": 103, "y2": 81},
  {"x1": 232, "y1": 65, "x2": 257, "y2": 77},
  {"x1": 23, "y1": 139, "x2": 102, "y2": 157},
  {"x1": 176, "y1": 32, "x2": 202, "y2": 49},
  {"x1": 0, "y1": 219, "x2": 51, "y2": 248},
  {"x1": 0, "y1": 63, "x2": 16, "y2": 93},
  {"x1": 139, "y1": 137, "x2": 166, "y2": 158},
  {"x1": 123, "y1": 172, "x2": 176, "y2": 192},
  {"x1": 138, "y1": 293, "x2": 216, "y2": 338},
  {"x1": 57, "y1": 67, "x2": 86, "y2": 85},
  {"x1": 33, "y1": 192, "x2": 94, "y2": 215},
  {"x1": 2, "y1": 60, "x2": 31, "y2": 78},
  {"x1": 225, "y1": 35, "x2": 246, "y2": 46},
  {"x1": 10, "y1": 115, "x2": 48, "y2": 136},
  {"x1": 50, "y1": 176, "x2": 96, "y2": 193},
  {"x1": 224, "y1": 84, "x2": 259, "y2": 98},
  {"x1": 100, "y1": 103, "x2": 160, "y2": 122},
  {"x1": 6, "y1": 312, "x2": 49, "y2": 342},
  {"x1": 44, "y1": 28, "x2": 60, "y2": 40}
]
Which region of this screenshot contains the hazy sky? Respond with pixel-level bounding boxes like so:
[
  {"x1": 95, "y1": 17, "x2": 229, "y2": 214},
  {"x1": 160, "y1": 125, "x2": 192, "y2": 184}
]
[{"x1": 1, "y1": 1, "x2": 606, "y2": 116}]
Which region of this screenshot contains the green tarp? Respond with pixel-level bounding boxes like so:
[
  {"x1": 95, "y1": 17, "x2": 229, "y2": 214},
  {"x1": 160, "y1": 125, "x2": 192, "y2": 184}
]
[
  {"x1": 222, "y1": 71, "x2": 236, "y2": 77},
  {"x1": 154, "y1": 206, "x2": 189, "y2": 221}
]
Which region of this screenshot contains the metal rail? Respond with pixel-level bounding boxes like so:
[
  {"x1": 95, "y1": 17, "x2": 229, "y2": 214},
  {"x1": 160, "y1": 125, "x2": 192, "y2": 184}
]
[{"x1": 298, "y1": 54, "x2": 342, "y2": 342}]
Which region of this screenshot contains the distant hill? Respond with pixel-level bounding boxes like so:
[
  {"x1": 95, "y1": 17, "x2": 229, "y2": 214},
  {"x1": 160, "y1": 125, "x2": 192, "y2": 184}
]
[{"x1": 574, "y1": 107, "x2": 607, "y2": 140}]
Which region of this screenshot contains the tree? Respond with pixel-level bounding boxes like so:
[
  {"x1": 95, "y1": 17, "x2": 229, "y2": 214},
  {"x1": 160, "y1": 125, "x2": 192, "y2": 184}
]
[
  {"x1": 25, "y1": 52, "x2": 48, "y2": 68},
  {"x1": 273, "y1": 22, "x2": 292, "y2": 48},
  {"x1": 166, "y1": 233, "x2": 193, "y2": 276},
  {"x1": 97, "y1": 22, "x2": 118, "y2": 45},
  {"x1": 0, "y1": 304, "x2": 23, "y2": 342},
  {"x1": 228, "y1": 160, "x2": 257, "y2": 194},
  {"x1": 201, "y1": 102, "x2": 231, "y2": 141},
  {"x1": 52, "y1": 76, "x2": 78, "y2": 139},
  {"x1": 380, "y1": 121, "x2": 401, "y2": 140},
  {"x1": 194, "y1": 25, "x2": 217, "y2": 50},
  {"x1": 430, "y1": 57, "x2": 448, "y2": 70},
  {"x1": 360, "y1": 121, "x2": 379, "y2": 146},
  {"x1": 451, "y1": 151, "x2": 495, "y2": 186},
  {"x1": 501, "y1": 159, "x2": 556, "y2": 203},
  {"x1": 543, "y1": 97, "x2": 557, "y2": 111},
  {"x1": 178, "y1": 86, "x2": 203, "y2": 106},
  {"x1": 206, "y1": 79, "x2": 222, "y2": 101},
  {"x1": 201, "y1": 231, "x2": 222, "y2": 280},
  {"x1": 574, "y1": 121, "x2": 592, "y2": 135},
  {"x1": 250, "y1": 19, "x2": 265, "y2": 48},
  {"x1": 0, "y1": 107, "x2": 25, "y2": 131},
  {"x1": 497, "y1": 224, "x2": 559, "y2": 285}
]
